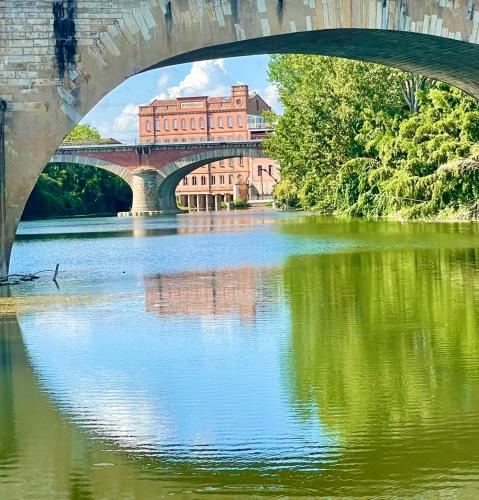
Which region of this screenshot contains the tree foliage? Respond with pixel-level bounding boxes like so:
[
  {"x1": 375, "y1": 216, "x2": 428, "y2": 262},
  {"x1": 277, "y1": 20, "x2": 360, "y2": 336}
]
[
  {"x1": 266, "y1": 55, "x2": 479, "y2": 219},
  {"x1": 23, "y1": 125, "x2": 131, "y2": 219}
]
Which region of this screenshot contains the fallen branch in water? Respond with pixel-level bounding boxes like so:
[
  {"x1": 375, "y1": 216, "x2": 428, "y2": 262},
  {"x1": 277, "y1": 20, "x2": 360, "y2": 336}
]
[{"x1": 0, "y1": 266, "x2": 60, "y2": 286}]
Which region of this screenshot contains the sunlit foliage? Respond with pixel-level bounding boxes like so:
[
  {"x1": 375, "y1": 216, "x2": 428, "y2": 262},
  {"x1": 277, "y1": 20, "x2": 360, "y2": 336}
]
[{"x1": 266, "y1": 55, "x2": 479, "y2": 219}]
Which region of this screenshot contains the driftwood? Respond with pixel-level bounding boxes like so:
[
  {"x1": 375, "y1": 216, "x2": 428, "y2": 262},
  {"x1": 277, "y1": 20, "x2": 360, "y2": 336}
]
[{"x1": 0, "y1": 265, "x2": 60, "y2": 287}]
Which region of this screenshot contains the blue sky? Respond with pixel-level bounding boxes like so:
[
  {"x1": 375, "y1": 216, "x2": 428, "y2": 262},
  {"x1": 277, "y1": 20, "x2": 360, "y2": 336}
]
[{"x1": 81, "y1": 55, "x2": 279, "y2": 143}]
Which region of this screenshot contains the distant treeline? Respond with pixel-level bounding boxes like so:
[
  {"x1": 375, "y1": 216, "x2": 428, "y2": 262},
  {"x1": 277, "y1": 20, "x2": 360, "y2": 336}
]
[
  {"x1": 22, "y1": 164, "x2": 132, "y2": 220},
  {"x1": 22, "y1": 125, "x2": 131, "y2": 220}
]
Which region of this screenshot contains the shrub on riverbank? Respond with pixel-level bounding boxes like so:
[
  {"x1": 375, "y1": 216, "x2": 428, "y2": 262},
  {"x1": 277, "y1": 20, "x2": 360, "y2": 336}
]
[{"x1": 266, "y1": 55, "x2": 479, "y2": 220}]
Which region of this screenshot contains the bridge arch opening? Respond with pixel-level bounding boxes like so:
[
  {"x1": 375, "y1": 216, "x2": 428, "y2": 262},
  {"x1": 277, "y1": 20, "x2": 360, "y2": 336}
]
[
  {"x1": 156, "y1": 148, "x2": 263, "y2": 213},
  {"x1": 23, "y1": 156, "x2": 134, "y2": 220},
  {"x1": 5, "y1": 1, "x2": 479, "y2": 272}
]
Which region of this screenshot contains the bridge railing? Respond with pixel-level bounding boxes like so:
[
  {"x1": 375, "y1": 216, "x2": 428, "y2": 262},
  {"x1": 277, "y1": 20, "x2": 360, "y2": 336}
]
[{"x1": 61, "y1": 136, "x2": 267, "y2": 147}]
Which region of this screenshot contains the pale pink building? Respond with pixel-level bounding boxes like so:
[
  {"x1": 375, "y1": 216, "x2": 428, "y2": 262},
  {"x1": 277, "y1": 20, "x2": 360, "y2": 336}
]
[{"x1": 138, "y1": 85, "x2": 280, "y2": 209}]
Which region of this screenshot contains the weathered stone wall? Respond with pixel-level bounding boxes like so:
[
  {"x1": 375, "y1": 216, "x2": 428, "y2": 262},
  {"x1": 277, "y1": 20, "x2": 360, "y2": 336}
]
[{"x1": 2, "y1": 0, "x2": 479, "y2": 272}]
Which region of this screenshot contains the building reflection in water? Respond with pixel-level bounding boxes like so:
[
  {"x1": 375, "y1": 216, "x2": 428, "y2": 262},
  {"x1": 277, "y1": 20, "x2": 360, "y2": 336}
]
[{"x1": 145, "y1": 266, "x2": 276, "y2": 323}]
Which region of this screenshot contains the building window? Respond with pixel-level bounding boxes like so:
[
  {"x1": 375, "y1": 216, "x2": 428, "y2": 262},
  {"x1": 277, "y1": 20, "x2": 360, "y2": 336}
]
[
  {"x1": 211, "y1": 175, "x2": 216, "y2": 185},
  {"x1": 227, "y1": 116, "x2": 233, "y2": 128},
  {"x1": 181, "y1": 118, "x2": 186, "y2": 129},
  {"x1": 209, "y1": 117, "x2": 214, "y2": 129},
  {"x1": 173, "y1": 119, "x2": 178, "y2": 129},
  {"x1": 229, "y1": 158, "x2": 234, "y2": 167},
  {"x1": 199, "y1": 118, "x2": 205, "y2": 129},
  {"x1": 237, "y1": 116, "x2": 243, "y2": 127},
  {"x1": 182, "y1": 177, "x2": 188, "y2": 186},
  {"x1": 220, "y1": 175, "x2": 225, "y2": 185},
  {"x1": 228, "y1": 174, "x2": 233, "y2": 184},
  {"x1": 201, "y1": 176, "x2": 206, "y2": 186},
  {"x1": 146, "y1": 120, "x2": 151, "y2": 132},
  {"x1": 164, "y1": 119, "x2": 169, "y2": 130},
  {"x1": 155, "y1": 118, "x2": 160, "y2": 130},
  {"x1": 257, "y1": 165, "x2": 262, "y2": 176},
  {"x1": 190, "y1": 118, "x2": 195, "y2": 129},
  {"x1": 192, "y1": 176, "x2": 197, "y2": 186},
  {"x1": 218, "y1": 117, "x2": 223, "y2": 128},
  {"x1": 268, "y1": 165, "x2": 273, "y2": 176},
  {"x1": 220, "y1": 159, "x2": 225, "y2": 167}
]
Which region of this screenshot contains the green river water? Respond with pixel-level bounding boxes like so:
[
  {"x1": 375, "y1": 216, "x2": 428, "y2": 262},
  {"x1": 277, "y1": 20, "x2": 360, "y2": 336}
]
[{"x1": 1, "y1": 211, "x2": 479, "y2": 498}]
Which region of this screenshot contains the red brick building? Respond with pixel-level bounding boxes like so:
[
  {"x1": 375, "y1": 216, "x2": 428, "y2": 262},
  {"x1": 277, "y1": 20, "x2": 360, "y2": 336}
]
[{"x1": 138, "y1": 85, "x2": 280, "y2": 209}]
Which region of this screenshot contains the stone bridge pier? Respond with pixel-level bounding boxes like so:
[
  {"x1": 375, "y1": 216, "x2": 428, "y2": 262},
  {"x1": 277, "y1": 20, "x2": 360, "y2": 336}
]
[{"x1": 126, "y1": 167, "x2": 179, "y2": 216}]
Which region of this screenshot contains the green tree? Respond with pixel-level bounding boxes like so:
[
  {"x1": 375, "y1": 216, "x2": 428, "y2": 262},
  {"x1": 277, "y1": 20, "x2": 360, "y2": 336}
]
[
  {"x1": 266, "y1": 55, "x2": 479, "y2": 219},
  {"x1": 64, "y1": 124, "x2": 101, "y2": 143},
  {"x1": 22, "y1": 125, "x2": 132, "y2": 219}
]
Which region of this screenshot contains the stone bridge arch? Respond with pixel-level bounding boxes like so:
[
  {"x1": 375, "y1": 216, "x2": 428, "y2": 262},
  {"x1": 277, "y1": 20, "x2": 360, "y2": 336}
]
[
  {"x1": 49, "y1": 154, "x2": 134, "y2": 187},
  {"x1": 124, "y1": 146, "x2": 263, "y2": 215},
  {"x1": 4, "y1": 1, "x2": 479, "y2": 272}
]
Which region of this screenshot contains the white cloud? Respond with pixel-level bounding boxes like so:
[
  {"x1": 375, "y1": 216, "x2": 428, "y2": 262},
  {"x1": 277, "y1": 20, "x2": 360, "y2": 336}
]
[
  {"x1": 157, "y1": 59, "x2": 231, "y2": 99},
  {"x1": 261, "y1": 84, "x2": 282, "y2": 113},
  {"x1": 95, "y1": 102, "x2": 139, "y2": 142}
]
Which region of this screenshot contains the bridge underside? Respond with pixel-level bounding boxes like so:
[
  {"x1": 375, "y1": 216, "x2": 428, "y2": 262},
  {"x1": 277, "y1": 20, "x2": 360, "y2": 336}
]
[
  {"x1": 3, "y1": 0, "x2": 479, "y2": 273},
  {"x1": 159, "y1": 30, "x2": 479, "y2": 99}
]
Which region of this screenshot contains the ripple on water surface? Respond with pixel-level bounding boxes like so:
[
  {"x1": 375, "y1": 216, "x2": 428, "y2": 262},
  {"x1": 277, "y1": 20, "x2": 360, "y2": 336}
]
[{"x1": 2, "y1": 212, "x2": 479, "y2": 497}]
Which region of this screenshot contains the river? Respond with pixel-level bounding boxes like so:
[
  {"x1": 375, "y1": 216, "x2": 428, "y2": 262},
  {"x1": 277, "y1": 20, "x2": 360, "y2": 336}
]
[{"x1": 1, "y1": 211, "x2": 479, "y2": 498}]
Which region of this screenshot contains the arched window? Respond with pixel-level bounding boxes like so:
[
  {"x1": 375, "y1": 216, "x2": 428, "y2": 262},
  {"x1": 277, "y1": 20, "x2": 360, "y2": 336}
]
[
  {"x1": 199, "y1": 118, "x2": 205, "y2": 129},
  {"x1": 237, "y1": 115, "x2": 243, "y2": 127},
  {"x1": 173, "y1": 119, "x2": 178, "y2": 129},
  {"x1": 228, "y1": 174, "x2": 233, "y2": 184},
  {"x1": 229, "y1": 158, "x2": 234, "y2": 167},
  {"x1": 181, "y1": 118, "x2": 186, "y2": 129},
  {"x1": 164, "y1": 119, "x2": 169, "y2": 130},
  {"x1": 192, "y1": 176, "x2": 197, "y2": 186},
  {"x1": 190, "y1": 118, "x2": 195, "y2": 129},
  {"x1": 227, "y1": 116, "x2": 233, "y2": 127},
  {"x1": 146, "y1": 120, "x2": 151, "y2": 132},
  {"x1": 155, "y1": 118, "x2": 160, "y2": 130},
  {"x1": 209, "y1": 117, "x2": 214, "y2": 129},
  {"x1": 218, "y1": 117, "x2": 223, "y2": 128},
  {"x1": 201, "y1": 176, "x2": 206, "y2": 186}
]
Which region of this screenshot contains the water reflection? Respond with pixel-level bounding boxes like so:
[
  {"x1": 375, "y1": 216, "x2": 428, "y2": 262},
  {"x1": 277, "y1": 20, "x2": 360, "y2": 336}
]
[
  {"x1": 145, "y1": 267, "x2": 276, "y2": 323},
  {"x1": 3, "y1": 213, "x2": 479, "y2": 497},
  {"x1": 284, "y1": 247, "x2": 479, "y2": 494}
]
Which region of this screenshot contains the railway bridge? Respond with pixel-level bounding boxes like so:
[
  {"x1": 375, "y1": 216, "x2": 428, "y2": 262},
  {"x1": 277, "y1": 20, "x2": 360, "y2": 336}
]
[{"x1": 51, "y1": 141, "x2": 263, "y2": 215}]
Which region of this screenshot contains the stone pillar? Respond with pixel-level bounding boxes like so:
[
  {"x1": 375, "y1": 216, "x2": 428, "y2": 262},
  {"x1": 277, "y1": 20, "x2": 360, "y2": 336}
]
[
  {"x1": 0, "y1": 100, "x2": 7, "y2": 277},
  {"x1": 215, "y1": 194, "x2": 220, "y2": 211},
  {"x1": 196, "y1": 194, "x2": 200, "y2": 212},
  {"x1": 130, "y1": 168, "x2": 161, "y2": 215},
  {"x1": 206, "y1": 194, "x2": 215, "y2": 212}
]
